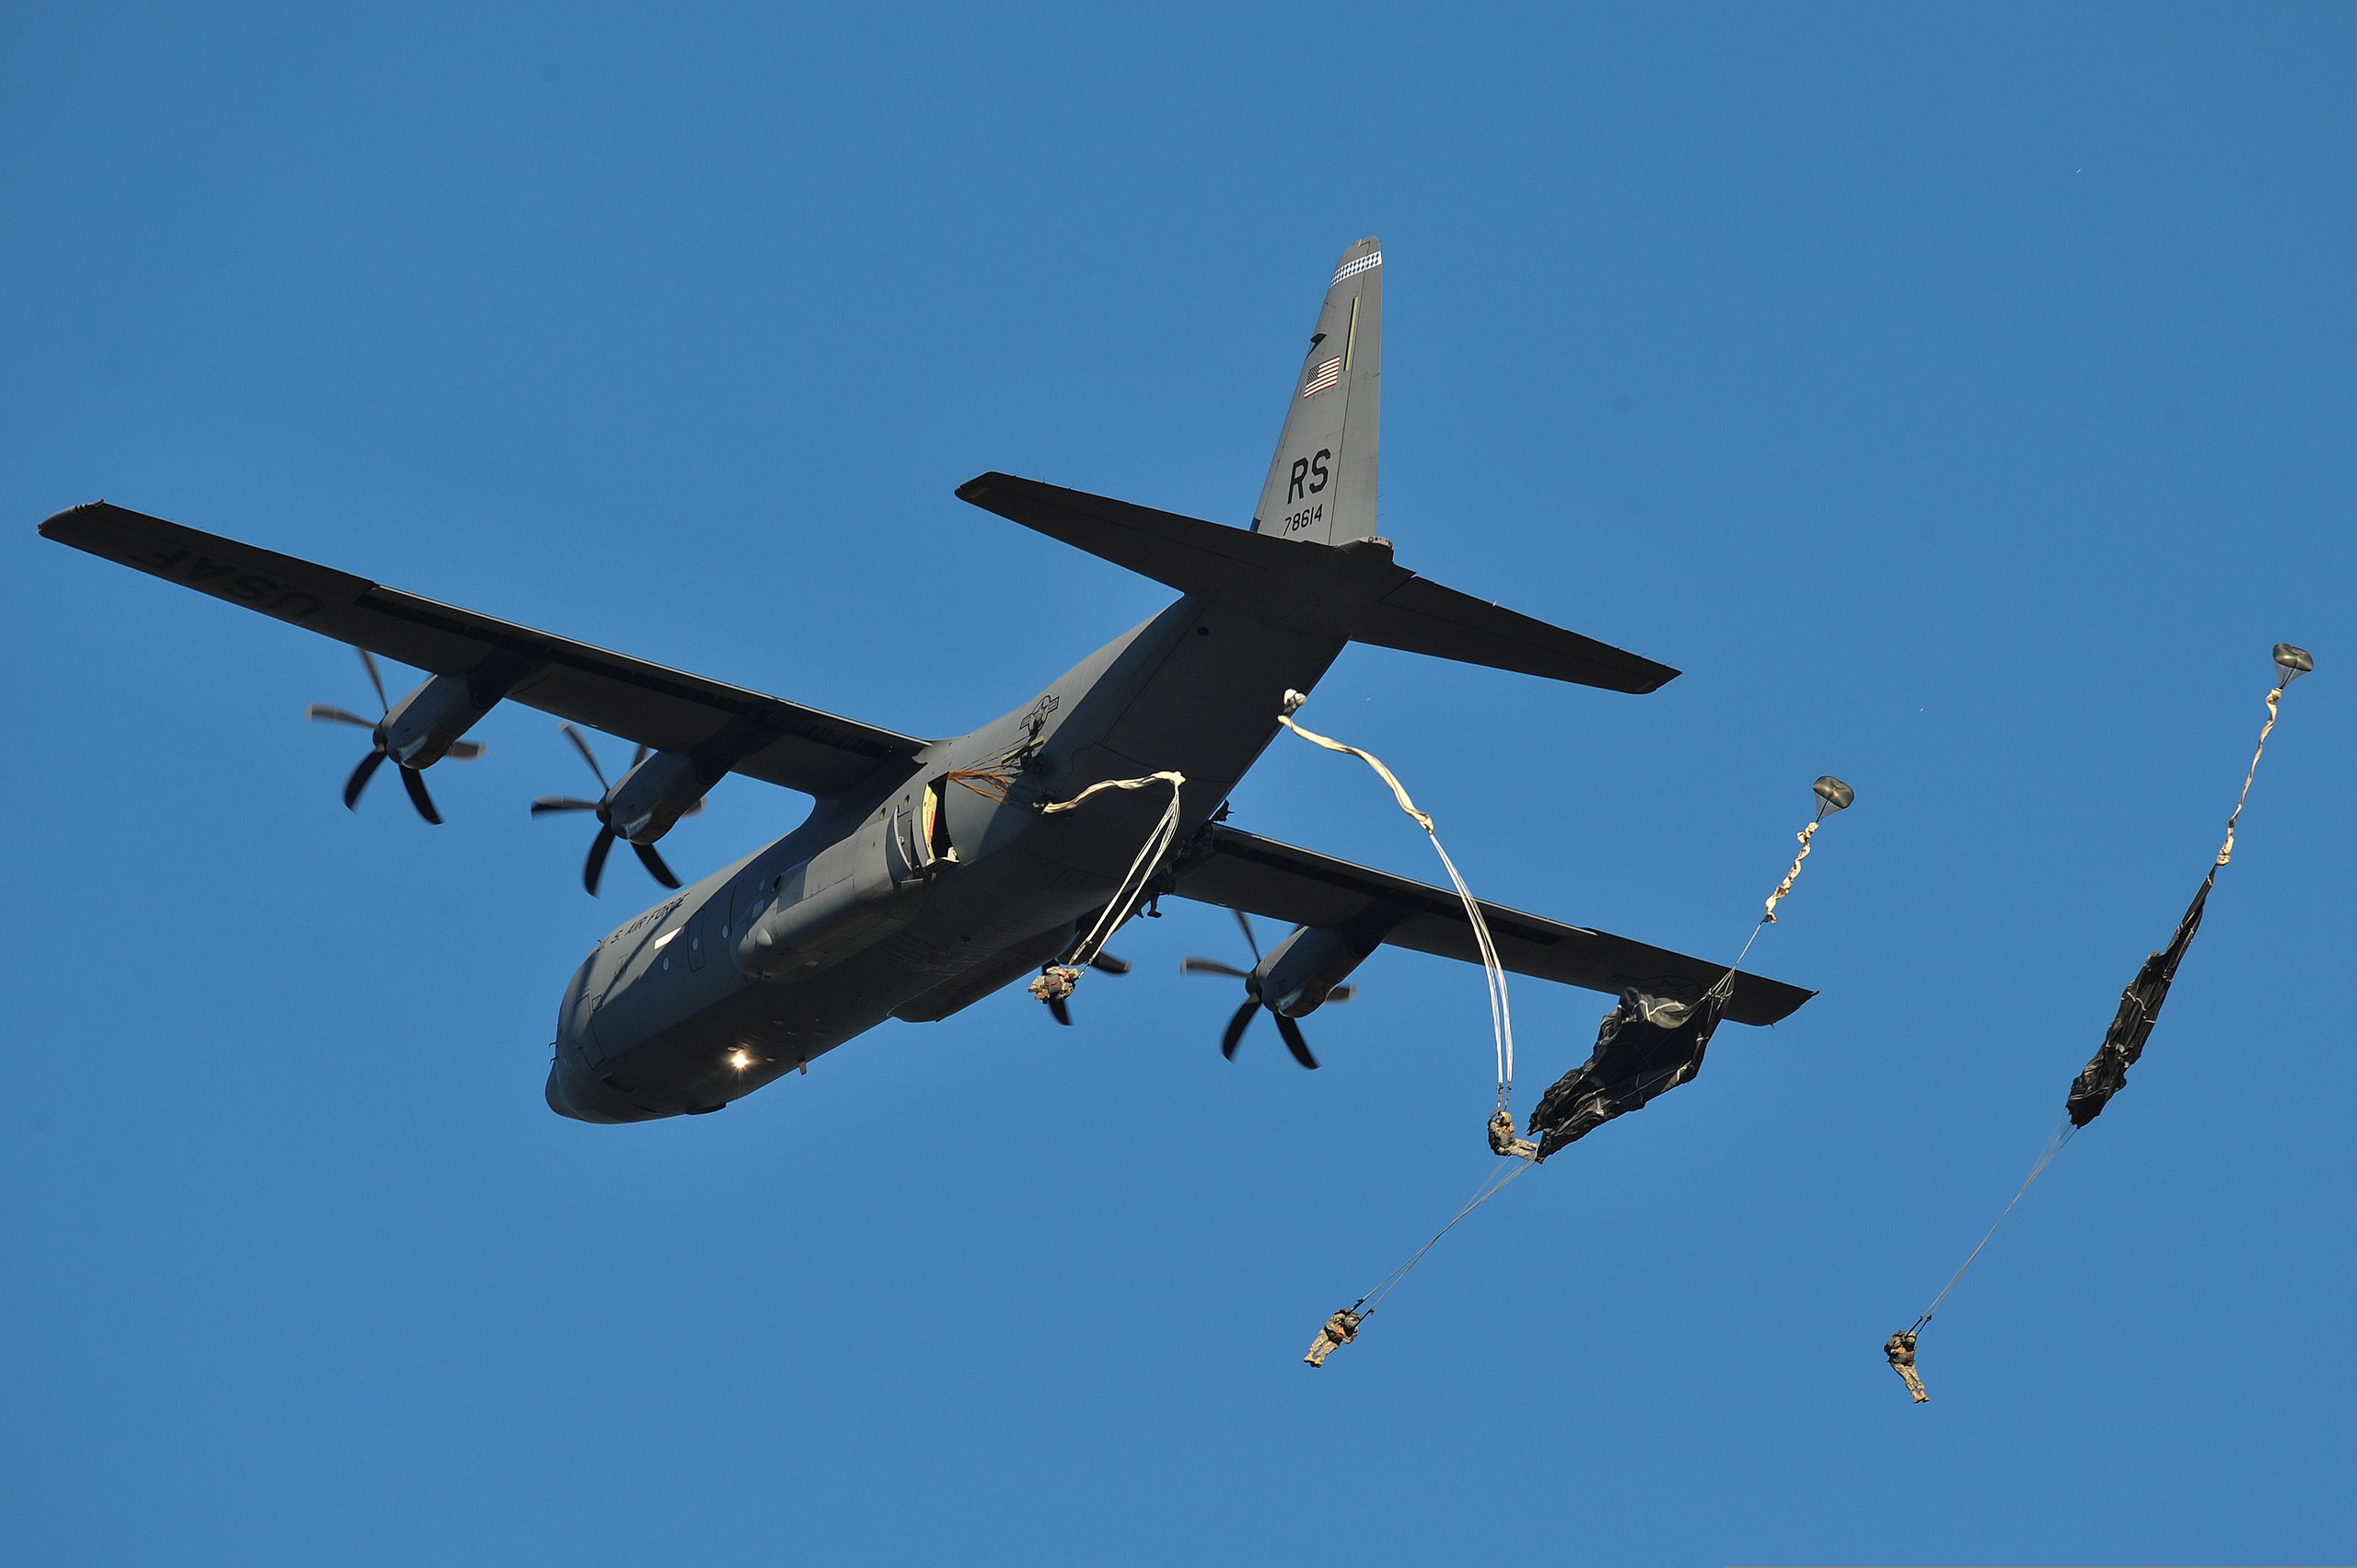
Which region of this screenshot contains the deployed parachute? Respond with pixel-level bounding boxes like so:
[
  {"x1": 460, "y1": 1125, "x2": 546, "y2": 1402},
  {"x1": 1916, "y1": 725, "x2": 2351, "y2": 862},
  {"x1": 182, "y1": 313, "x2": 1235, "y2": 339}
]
[
  {"x1": 2063, "y1": 880, "x2": 2208, "y2": 1128},
  {"x1": 1527, "y1": 979, "x2": 1734, "y2": 1160},
  {"x1": 1888, "y1": 643, "x2": 2314, "y2": 1401},
  {"x1": 1290, "y1": 764, "x2": 1854, "y2": 1364},
  {"x1": 2059, "y1": 644, "x2": 2312, "y2": 1128},
  {"x1": 1526, "y1": 774, "x2": 1852, "y2": 1160}
]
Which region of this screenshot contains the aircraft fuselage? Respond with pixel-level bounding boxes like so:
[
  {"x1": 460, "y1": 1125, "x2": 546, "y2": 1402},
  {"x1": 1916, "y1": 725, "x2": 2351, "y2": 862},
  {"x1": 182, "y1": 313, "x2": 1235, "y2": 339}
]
[
  {"x1": 41, "y1": 239, "x2": 1806, "y2": 1129},
  {"x1": 543, "y1": 586, "x2": 1366, "y2": 1122}
]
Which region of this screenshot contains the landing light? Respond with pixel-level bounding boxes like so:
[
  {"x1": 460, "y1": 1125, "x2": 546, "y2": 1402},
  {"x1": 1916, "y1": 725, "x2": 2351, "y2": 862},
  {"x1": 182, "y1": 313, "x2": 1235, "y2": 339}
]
[{"x1": 727, "y1": 1049, "x2": 754, "y2": 1072}]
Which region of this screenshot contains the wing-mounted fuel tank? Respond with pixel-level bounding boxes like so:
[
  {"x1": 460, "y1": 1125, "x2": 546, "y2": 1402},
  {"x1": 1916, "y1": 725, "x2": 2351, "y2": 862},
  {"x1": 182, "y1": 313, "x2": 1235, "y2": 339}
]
[{"x1": 735, "y1": 783, "x2": 946, "y2": 981}]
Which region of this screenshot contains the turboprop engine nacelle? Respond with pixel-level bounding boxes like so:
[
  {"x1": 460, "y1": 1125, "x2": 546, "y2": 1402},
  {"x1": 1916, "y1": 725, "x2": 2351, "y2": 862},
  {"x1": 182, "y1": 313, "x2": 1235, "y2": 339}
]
[
  {"x1": 1256, "y1": 909, "x2": 1399, "y2": 1017},
  {"x1": 381, "y1": 670, "x2": 506, "y2": 766},
  {"x1": 607, "y1": 749, "x2": 719, "y2": 842}
]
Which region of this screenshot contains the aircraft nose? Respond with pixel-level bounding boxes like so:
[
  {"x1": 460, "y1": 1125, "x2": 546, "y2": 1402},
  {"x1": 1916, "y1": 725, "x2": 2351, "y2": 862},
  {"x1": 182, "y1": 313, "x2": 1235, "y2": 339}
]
[{"x1": 544, "y1": 1051, "x2": 649, "y2": 1124}]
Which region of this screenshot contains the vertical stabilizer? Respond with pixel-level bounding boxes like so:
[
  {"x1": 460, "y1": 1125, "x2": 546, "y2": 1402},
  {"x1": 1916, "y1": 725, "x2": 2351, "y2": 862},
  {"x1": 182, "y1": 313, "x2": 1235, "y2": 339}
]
[{"x1": 1251, "y1": 238, "x2": 1381, "y2": 547}]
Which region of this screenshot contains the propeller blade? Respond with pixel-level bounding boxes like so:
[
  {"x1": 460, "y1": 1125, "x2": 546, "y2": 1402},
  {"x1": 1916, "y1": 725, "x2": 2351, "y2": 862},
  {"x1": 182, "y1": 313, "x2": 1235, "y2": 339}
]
[
  {"x1": 633, "y1": 841, "x2": 681, "y2": 890},
  {"x1": 445, "y1": 738, "x2": 486, "y2": 761},
  {"x1": 357, "y1": 648, "x2": 389, "y2": 714},
  {"x1": 1325, "y1": 984, "x2": 1356, "y2": 1005},
  {"x1": 530, "y1": 796, "x2": 599, "y2": 816},
  {"x1": 1274, "y1": 1012, "x2": 1319, "y2": 1070},
  {"x1": 632, "y1": 743, "x2": 649, "y2": 769},
  {"x1": 1220, "y1": 1000, "x2": 1258, "y2": 1060},
  {"x1": 583, "y1": 826, "x2": 616, "y2": 896},
  {"x1": 1233, "y1": 909, "x2": 1262, "y2": 961},
  {"x1": 1181, "y1": 958, "x2": 1250, "y2": 979},
  {"x1": 400, "y1": 764, "x2": 443, "y2": 826},
  {"x1": 680, "y1": 799, "x2": 705, "y2": 817},
  {"x1": 560, "y1": 723, "x2": 610, "y2": 792},
  {"x1": 307, "y1": 704, "x2": 375, "y2": 729},
  {"x1": 343, "y1": 748, "x2": 388, "y2": 809},
  {"x1": 1089, "y1": 952, "x2": 1132, "y2": 976},
  {"x1": 1048, "y1": 993, "x2": 1073, "y2": 1027}
]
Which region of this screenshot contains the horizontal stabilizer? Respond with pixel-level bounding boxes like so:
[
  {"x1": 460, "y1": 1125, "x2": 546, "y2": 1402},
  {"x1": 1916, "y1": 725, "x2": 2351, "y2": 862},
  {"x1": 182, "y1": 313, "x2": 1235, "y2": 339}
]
[
  {"x1": 956, "y1": 472, "x2": 1339, "y2": 621},
  {"x1": 1356, "y1": 575, "x2": 1677, "y2": 693},
  {"x1": 958, "y1": 472, "x2": 1677, "y2": 694},
  {"x1": 1171, "y1": 823, "x2": 1810, "y2": 1026}
]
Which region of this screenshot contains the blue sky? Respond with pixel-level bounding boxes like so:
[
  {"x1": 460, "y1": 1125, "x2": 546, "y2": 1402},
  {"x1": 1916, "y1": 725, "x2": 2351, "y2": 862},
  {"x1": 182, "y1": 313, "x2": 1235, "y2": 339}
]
[{"x1": 4, "y1": 5, "x2": 2351, "y2": 1563}]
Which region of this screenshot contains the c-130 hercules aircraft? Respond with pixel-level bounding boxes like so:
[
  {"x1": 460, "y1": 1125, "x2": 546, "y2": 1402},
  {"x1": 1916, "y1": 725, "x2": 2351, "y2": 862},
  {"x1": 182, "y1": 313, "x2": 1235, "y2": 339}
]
[{"x1": 41, "y1": 238, "x2": 1809, "y2": 1124}]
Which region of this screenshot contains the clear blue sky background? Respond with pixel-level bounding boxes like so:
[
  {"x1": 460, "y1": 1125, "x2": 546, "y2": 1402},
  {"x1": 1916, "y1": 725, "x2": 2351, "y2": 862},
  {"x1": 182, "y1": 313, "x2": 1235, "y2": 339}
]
[{"x1": 4, "y1": 6, "x2": 2351, "y2": 1564}]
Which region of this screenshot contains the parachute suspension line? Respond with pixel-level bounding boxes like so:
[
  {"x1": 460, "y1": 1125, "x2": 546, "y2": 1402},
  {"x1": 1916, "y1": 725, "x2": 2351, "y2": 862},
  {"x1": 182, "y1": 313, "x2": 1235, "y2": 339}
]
[
  {"x1": 1702, "y1": 779, "x2": 1854, "y2": 1007},
  {"x1": 1742, "y1": 776, "x2": 1856, "y2": 963},
  {"x1": 1275, "y1": 691, "x2": 1517, "y2": 1118},
  {"x1": 1028, "y1": 771, "x2": 1187, "y2": 1006},
  {"x1": 2216, "y1": 690, "x2": 2278, "y2": 868},
  {"x1": 1037, "y1": 768, "x2": 1188, "y2": 818},
  {"x1": 2217, "y1": 647, "x2": 2308, "y2": 866},
  {"x1": 1352, "y1": 1156, "x2": 1538, "y2": 1322},
  {"x1": 946, "y1": 767, "x2": 1018, "y2": 804},
  {"x1": 1763, "y1": 822, "x2": 1821, "y2": 927},
  {"x1": 1911, "y1": 1113, "x2": 2079, "y2": 1333}
]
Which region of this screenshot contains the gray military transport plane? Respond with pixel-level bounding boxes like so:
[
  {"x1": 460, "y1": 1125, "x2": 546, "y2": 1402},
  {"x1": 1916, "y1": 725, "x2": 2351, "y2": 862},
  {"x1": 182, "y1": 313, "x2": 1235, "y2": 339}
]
[{"x1": 40, "y1": 237, "x2": 1809, "y2": 1124}]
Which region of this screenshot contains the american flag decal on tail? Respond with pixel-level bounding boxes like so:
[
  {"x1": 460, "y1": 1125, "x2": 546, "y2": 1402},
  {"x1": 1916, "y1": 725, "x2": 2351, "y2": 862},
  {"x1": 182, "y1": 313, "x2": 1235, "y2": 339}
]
[{"x1": 1302, "y1": 356, "x2": 1342, "y2": 398}]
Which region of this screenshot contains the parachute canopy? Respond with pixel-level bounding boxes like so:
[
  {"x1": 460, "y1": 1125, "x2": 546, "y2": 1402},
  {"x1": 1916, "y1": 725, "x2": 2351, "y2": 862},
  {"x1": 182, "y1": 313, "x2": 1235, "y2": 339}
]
[
  {"x1": 2064, "y1": 876, "x2": 2210, "y2": 1127},
  {"x1": 1528, "y1": 978, "x2": 1733, "y2": 1160}
]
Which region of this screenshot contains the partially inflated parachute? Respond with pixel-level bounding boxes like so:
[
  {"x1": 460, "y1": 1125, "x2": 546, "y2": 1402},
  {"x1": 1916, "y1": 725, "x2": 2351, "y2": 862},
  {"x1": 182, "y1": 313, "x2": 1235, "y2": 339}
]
[
  {"x1": 2064, "y1": 879, "x2": 2209, "y2": 1128},
  {"x1": 1528, "y1": 980, "x2": 1734, "y2": 1160},
  {"x1": 1887, "y1": 643, "x2": 2314, "y2": 1402}
]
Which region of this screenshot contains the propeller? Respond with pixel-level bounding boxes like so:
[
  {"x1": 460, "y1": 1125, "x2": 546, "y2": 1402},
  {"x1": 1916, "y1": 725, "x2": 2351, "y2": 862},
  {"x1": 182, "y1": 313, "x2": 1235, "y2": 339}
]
[
  {"x1": 1181, "y1": 910, "x2": 1352, "y2": 1070},
  {"x1": 307, "y1": 648, "x2": 480, "y2": 824},
  {"x1": 1043, "y1": 951, "x2": 1131, "y2": 1027},
  {"x1": 531, "y1": 723, "x2": 697, "y2": 896}
]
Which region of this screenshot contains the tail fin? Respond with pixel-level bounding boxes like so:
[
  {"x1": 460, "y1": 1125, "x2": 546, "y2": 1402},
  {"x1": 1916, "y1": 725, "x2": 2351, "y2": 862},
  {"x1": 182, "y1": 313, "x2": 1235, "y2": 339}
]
[
  {"x1": 1252, "y1": 238, "x2": 1382, "y2": 547},
  {"x1": 954, "y1": 236, "x2": 1678, "y2": 696}
]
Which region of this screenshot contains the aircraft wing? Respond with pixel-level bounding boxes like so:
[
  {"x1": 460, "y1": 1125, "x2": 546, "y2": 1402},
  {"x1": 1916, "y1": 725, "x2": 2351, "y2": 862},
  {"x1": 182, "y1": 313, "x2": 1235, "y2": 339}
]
[
  {"x1": 1167, "y1": 823, "x2": 1813, "y2": 1027},
  {"x1": 39, "y1": 501, "x2": 929, "y2": 797}
]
